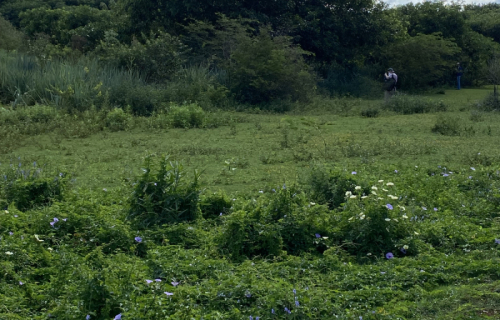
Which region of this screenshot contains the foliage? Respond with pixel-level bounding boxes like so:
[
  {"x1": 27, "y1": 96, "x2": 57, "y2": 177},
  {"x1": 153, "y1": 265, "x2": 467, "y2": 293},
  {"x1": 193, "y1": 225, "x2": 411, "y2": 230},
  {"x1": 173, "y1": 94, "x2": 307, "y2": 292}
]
[
  {"x1": 431, "y1": 114, "x2": 472, "y2": 136},
  {"x1": 169, "y1": 103, "x2": 205, "y2": 128},
  {"x1": 128, "y1": 155, "x2": 202, "y2": 228},
  {"x1": 95, "y1": 30, "x2": 189, "y2": 83},
  {"x1": 383, "y1": 93, "x2": 447, "y2": 114},
  {"x1": 229, "y1": 29, "x2": 315, "y2": 105},
  {"x1": 200, "y1": 190, "x2": 232, "y2": 219},
  {"x1": 384, "y1": 34, "x2": 461, "y2": 90},
  {"x1": 0, "y1": 15, "x2": 24, "y2": 51},
  {"x1": 105, "y1": 107, "x2": 132, "y2": 131},
  {"x1": 0, "y1": 161, "x2": 65, "y2": 211}
]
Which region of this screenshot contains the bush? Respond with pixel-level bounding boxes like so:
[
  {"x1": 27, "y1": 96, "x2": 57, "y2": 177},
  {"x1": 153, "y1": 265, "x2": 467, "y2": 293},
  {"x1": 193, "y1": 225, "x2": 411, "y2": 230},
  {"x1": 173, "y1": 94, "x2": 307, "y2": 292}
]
[
  {"x1": 474, "y1": 89, "x2": 500, "y2": 111},
  {"x1": 200, "y1": 190, "x2": 232, "y2": 219},
  {"x1": 360, "y1": 108, "x2": 379, "y2": 118},
  {"x1": 0, "y1": 15, "x2": 24, "y2": 51},
  {"x1": 229, "y1": 29, "x2": 315, "y2": 106},
  {"x1": 303, "y1": 167, "x2": 364, "y2": 210},
  {"x1": 0, "y1": 162, "x2": 65, "y2": 211},
  {"x1": 170, "y1": 103, "x2": 205, "y2": 128},
  {"x1": 218, "y1": 209, "x2": 283, "y2": 262},
  {"x1": 128, "y1": 155, "x2": 201, "y2": 228},
  {"x1": 383, "y1": 93, "x2": 447, "y2": 114},
  {"x1": 105, "y1": 108, "x2": 132, "y2": 131},
  {"x1": 432, "y1": 115, "x2": 474, "y2": 136}
]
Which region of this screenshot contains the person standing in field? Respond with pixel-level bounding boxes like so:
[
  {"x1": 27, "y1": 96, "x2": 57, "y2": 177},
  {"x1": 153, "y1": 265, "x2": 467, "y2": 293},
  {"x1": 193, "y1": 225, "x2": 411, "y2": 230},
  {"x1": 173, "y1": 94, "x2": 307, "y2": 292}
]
[
  {"x1": 456, "y1": 62, "x2": 463, "y2": 90},
  {"x1": 384, "y1": 68, "x2": 398, "y2": 101}
]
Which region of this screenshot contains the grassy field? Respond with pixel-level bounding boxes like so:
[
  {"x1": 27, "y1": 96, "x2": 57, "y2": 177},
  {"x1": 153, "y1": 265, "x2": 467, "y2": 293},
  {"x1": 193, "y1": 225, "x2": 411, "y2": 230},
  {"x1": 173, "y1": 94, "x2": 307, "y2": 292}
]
[{"x1": 1, "y1": 87, "x2": 500, "y2": 319}]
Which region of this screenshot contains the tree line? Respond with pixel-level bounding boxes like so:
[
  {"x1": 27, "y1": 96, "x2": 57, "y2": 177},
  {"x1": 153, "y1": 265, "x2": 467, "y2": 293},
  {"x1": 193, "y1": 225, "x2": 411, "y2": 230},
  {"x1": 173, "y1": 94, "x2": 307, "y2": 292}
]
[{"x1": 1, "y1": 0, "x2": 499, "y2": 104}]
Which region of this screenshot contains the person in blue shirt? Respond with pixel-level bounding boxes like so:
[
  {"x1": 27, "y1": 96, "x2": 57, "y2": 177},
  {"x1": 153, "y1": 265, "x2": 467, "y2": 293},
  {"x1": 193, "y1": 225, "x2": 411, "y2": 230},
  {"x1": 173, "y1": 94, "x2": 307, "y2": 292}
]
[{"x1": 456, "y1": 62, "x2": 463, "y2": 90}]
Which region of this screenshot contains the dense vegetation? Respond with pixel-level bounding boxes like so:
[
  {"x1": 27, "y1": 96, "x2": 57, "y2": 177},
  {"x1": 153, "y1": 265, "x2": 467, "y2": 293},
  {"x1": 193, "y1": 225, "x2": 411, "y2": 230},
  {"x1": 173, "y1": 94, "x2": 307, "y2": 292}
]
[
  {"x1": 2, "y1": 0, "x2": 500, "y2": 319},
  {"x1": 1, "y1": 0, "x2": 500, "y2": 112}
]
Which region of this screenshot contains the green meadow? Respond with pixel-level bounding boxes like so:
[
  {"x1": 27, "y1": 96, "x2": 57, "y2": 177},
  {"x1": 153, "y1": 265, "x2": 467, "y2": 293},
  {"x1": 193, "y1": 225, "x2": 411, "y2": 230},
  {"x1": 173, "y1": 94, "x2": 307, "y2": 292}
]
[{"x1": 2, "y1": 87, "x2": 500, "y2": 319}]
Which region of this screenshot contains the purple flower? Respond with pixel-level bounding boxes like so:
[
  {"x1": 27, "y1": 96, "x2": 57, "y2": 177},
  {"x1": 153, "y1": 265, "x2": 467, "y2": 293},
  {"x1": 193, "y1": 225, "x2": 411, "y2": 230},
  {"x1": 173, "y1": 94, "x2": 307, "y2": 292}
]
[
  {"x1": 171, "y1": 281, "x2": 179, "y2": 286},
  {"x1": 394, "y1": 170, "x2": 398, "y2": 173},
  {"x1": 272, "y1": 189, "x2": 276, "y2": 192},
  {"x1": 135, "y1": 237, "x2": 142, "y2": 243},
  {"x1": 86, "y1": 315, "x2": 90, "y2": 320},
  {"x1": 315, "y1": 233, "x2": 321, "y2": 238},
  {"x1": 53, "y1": 218, "x2": 59, "y2": 222},
  {"x1": 50, "y1": 222, "x2": 55, "y2": 226},
  {"x1": 283, "y1": 184, "x2": 286, "y2": 189},
  {"x1": 250, "y1": 317, "x2": 253, "y2": 320},
  {"x1": 19, "y1": 281, "x2": 23, "y2": 285},
  {"x1": 164, "y1": 291, "x2": 173, "y2": 296},
  {"x1": 380, "y1": 272, "x2": 386, "y2": 275},
  {"x1": 434, "y1": 208, "x2": 438, "y2": 211},
  {"x1": 400, "y1": 248, "x2": 407, "y2": 254},
  {"x1": 114, "y1": 314, "x2": 121, "y2": 320},
  {"x1": 471, "y1": 167, "x2": 476, "y2": 171},
  {"x1": 220, "y1": 212, "x2": 223, "y2": 216},
  {"x1": 295, "y1": 300, "x2": 300, "y2": 307},
  {"x1": 386, "y1": 204, "x2": 393, "y2": 210},
  {"x1": 495, "y1": 239, "x2": 500, "y2": 244},
  {"x1": 155, "y1": 279, "x2": 161, "y2": 282},
  {"x1": 293, "y1": 288, "x2": 296, "y2": 294},
  {"x1": 469, "y1": 176, "x2": 473, "y2": 179},
  {"x1": 386, "y1": 252, "x2": 394, "y2": 259},
  {"x1": 14, "y1": 215, "x2": 18, "y2": 218},
  {"x1": 352, "y1": 171, "x2": 357, "y2": 175},
  {"x1": 422, "y1": 207, "x2": 427, "y2": 211},
  {"x1": 443, "y1": 174, "x2": 449, "y2": 177},
  {"x1": 272, "y1": 309, "x2": 275, "y2": 314},
  {"x1": 284, "y1": 307, "x2": 291, "y2": 314},
  {"x1": 62, "y1": 218, "x2": 67, "y2": 221},
  {"x1": 9, "y1": 232, "x2": 13, "y2": 236},
  {"x1": 245, "y1": 292, "x2": 252, "y2": 298},
  {"x1": 146, "y1": 279, "x2": 153, "y2": 284}
]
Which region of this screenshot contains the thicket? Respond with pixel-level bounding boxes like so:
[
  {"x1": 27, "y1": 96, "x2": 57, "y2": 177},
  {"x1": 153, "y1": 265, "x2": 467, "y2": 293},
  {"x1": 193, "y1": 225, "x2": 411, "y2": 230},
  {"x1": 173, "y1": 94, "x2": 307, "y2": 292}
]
[
  {"x1": 2, "y1": 157, "x2": 500, "y2": 318},
  {"x1": 1, "y1": 1, "x2": 500, "y2": 111}
]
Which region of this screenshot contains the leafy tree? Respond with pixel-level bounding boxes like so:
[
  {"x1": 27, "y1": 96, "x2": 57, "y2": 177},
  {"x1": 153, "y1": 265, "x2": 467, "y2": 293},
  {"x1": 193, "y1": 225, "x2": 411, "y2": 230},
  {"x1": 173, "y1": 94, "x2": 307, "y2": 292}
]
[
  {"x1": 460, "y1": 30, "x2": 500, "y2": 86},
  {"x1": 466, "y1": 3, "x2": 500, "y2": 44},
  {"x1": 229, "y1": 28, "x2": 315, "y2": 105},
  {"x1": 0, "y1": 15, "x2": 24, "y2": 51},
  {"x1": 384, "y1": 33, "x2": 461, "y2": 90}
]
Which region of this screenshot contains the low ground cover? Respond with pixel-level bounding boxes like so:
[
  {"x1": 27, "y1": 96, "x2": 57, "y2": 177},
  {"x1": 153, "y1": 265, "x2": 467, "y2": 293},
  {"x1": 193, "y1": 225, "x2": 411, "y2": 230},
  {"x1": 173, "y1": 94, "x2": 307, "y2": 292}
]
[{"x1": 1, "y1": 88, "x2": 500, "y2": 319}]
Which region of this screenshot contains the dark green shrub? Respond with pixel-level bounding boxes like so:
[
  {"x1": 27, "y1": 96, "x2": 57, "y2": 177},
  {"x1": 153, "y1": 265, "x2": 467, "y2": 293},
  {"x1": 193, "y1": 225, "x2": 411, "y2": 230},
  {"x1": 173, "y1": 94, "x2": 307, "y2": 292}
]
[
  {"x1": 105, "y1": 108, "x2": 132, "y2": 131},
  {"x1": 384, "y1": 93, "x2": 447, "y2": 114},
  {"x1": 162, "y1": 223, "x2": 207, "y2": 249},
  {"x1": 200, "y1": 190, "x2": 232, "y2": 219},
  {"x1": 125, "y1": 86, "x2": 159, "y2": 116},
  {"x1": 475, "y1": 89, "x2": 500, "y2": 111},
  {"x1": 170, "y1": 103, "x2": 205, "y2": 128},
  {"x1": 4, "y1": 177, "x2": 65, "y2": 212},
  {"x1": 128, "y1": 155, "x2": 201, "y2": 228},
  {"x1": 218, "y1": 209, "x2": 283, "y2": 262},
  {"x1": 432, "y1": 115, "x2": 465, "y2": 136},
  {"x1": 0, "y1": 15, "x2": 24, "y2": 51},
  {"x1": 303, "y1": 167, "x2": 361, "y2": 210},
  {"x1": 0, "y1": 161, "x2": 65, "y2": 211},
  {"x1": 229, "y1": 29, "x2": 315, "y2": 105},
  {"x1": 360, "y1": 108, "x2": 379, "y2": 118}
]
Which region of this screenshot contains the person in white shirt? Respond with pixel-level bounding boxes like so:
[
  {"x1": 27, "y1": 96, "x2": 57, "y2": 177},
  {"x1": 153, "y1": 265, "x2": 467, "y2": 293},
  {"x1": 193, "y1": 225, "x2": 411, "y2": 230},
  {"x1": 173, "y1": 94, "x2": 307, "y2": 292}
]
[{"x1": 384, "y1": 68, "x2": 398, "y2": 101}]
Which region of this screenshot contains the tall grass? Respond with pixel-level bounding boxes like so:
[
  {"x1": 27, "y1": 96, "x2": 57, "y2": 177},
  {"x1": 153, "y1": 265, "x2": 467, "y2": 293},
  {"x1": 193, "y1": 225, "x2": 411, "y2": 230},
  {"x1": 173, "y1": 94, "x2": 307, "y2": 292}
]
[{"x1": 0, "y1": 51, "x2": 146, "y2": 112}]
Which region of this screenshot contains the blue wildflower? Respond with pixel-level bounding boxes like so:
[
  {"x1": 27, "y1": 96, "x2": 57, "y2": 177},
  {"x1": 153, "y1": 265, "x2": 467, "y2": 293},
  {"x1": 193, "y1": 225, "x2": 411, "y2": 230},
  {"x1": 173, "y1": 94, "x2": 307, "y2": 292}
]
[
  {"x1": 135, "y1": 237, "x2": 142, "y2": 243},
  {"x1": 386, "y1": 252, "x2": 394, "y2": 259}
]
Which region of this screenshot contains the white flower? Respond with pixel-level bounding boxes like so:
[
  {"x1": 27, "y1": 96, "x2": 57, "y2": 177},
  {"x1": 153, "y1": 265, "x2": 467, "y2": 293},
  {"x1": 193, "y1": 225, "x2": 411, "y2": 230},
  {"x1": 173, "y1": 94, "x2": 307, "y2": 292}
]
[
  {"x1": 345, "y1": 191, "x2": 352, "y2": 197},
  {"x1": 322, "y1": 237, "x2": 328, "y2": 239},
  {"x1": 361, "y1": 196, "x2": 368, "y2": 199},
  {"x1": 360, "y1": 214, "x2": 365, "y2": 220},
  {"x1": 5, "y1": 251, "x2": 13, "y2": 255},
  {"x1": 350, "y1": 195, "x2": 357, "y2": 199},
  {"x1": 378, "y1": 180, "x2": 384, "y2": 183},
  {"x1": 47, "y1": 248, "x2": 53, "y2": 252},
  {"x1": 310, "y1": 202, "x2": 316, "y2": 206},
  {"x1": 4, "y1": 210, "x2": 8, "y2": 214},
  {"x1": 371, "y1": 186, "x2": 378, "y2": 190},
  {"x1": 355, "y1": 186, "x2": 362, "y2": 190},
  {"x1": 371, "y1": 191, "x2": 377, "y2": 195},
  {"x1": 414, "y1": 231, "x2": 420, "y2": 235},
  {"x1": 34, "y1": 235, "x2": 44, "y2": 242},
  {"x1": 367, "y1": 253, "x2": 372, "y2": 256},
  {"x1": 388, "y1": 195, "x2": 398, "y2": 200},
  {"x1": 386, "y1": 182, "x2": 394, "y2": 186},
  {"x1": 402, "y1": 215, "x2": 408, "y2": 219},
  {"x1": 394, "y1": 218, "x2": 399, "y2": 222},
  {"x1": 385, "y1": 218, "x2": 391, "y2": 221},
  {"x1": 398, "y1": 205, "x2": 406, "y2": 211},
  {"x1": 403, "y1": 245, "x2": 409, "y2": 250},
  {"x1": 348, "y1": 216, "x2": 354, "y2": 221},
  {"x1": 382, "y1": 188, "x2": 388, "y2": 192}
]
